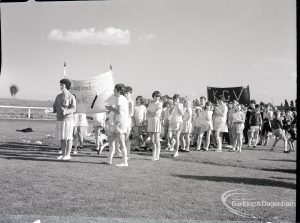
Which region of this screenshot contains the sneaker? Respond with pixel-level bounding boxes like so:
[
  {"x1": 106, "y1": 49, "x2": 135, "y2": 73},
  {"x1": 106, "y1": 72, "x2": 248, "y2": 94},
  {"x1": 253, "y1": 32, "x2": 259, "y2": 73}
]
[
  {"x1": 73, "y1": 151, "x2": 78, "y2": 155},
  {"x1": 174, "y1": 151, "x2": 179, "y2": 157},
  {"x1": 283, "y1": 150, "x2": 290, "y2": 153},
  {"x1": 169, "y1": 147, "x2": 174, "y2": 152},
  {"x1": 57, "y1": 150, "x2": 62, "y2": 154},
  {"x1": 253, "y1": 146, "x2": 256, "y2": 148},
  {"x1": 107, "y1": 160, "x2": 112, "y2": 165},
  {"x1": 115, "y1": 163, "x2": 128, "y2": 167},
  {"x1": 57, "y1": 155, "x2": 63, "y2": 159},
  {"x1": 270, "y1": 148, "x2": 274, "y2": 151},
  {"x1": 62, "y1": 155, "x2": 71, "y2": 160}
]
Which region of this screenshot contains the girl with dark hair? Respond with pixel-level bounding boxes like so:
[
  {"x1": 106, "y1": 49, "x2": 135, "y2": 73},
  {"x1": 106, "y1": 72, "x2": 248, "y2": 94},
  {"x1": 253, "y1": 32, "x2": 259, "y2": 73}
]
[
  {"x1": 146, "y1": 91, "x2": 163, "y2": 161},
  {"x1": 105, "y1": 84, "x2": 129, "y2": 167},
  {"x1": 198, "y1": 101, "x2": 213, "y2": 151},
  {"x1": 53, "y1": 78, "x2": 76, "y2": 160},
  {"x1": 213, "y1": 95, "x2": 228, "y2": 152},
  {"x1": 168, "y1": 94, "x2": 185, "y2": 157}
]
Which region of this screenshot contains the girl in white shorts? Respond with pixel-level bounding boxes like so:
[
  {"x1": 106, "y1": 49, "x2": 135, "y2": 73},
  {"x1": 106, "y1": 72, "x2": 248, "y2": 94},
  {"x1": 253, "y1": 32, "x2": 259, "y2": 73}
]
[
  {"x1": 168, "y1": 94, "x2": 185, "y2": 157},
  {"x1": 198, "y1": 101, "x2": 213, "y2": 151},
  {"x1": 146, "y1": 91, "x2": 163, "y2": 161}
]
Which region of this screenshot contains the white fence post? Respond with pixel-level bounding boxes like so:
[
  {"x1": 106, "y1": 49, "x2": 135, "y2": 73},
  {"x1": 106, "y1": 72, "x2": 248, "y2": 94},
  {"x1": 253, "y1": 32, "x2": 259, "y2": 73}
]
[{"x1": 28, "y1": 108, "x2": 31, "y2": 119}]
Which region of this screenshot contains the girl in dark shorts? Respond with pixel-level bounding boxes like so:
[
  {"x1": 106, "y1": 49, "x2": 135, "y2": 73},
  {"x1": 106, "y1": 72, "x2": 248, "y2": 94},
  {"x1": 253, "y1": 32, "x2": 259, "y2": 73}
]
[
  {"x1": 261, "y1": 117, "x2": 273, "y2": 146},
  {"x1": 287, "y1": 123, "x2": 296, "y2": 152}
]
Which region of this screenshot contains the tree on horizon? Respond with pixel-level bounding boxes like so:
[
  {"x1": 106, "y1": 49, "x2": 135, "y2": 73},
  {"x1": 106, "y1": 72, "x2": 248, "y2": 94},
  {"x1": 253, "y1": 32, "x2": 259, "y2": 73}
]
[{"x1": 9, "y1": 84, "x2": 19, "y2": 99}]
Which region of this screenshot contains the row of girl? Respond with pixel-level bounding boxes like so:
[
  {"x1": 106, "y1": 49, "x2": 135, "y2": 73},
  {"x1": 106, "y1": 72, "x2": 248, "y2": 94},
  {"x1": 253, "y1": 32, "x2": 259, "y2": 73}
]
[{"x1": 52, "y1": 79, "x2": 295, "y2": 167}]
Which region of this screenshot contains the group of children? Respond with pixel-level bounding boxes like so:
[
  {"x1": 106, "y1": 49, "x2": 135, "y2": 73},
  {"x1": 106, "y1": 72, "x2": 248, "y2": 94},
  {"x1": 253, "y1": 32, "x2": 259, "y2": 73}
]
[{"x1": 53, "y1": 79, "x2": 297, "y2": 166}]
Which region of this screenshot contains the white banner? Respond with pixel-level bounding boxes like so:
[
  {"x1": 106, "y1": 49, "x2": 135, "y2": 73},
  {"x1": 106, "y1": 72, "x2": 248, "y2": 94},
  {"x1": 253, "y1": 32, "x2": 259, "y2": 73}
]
[{"x1": 69, "y1": 70, "x2": 115, "y2": 114}]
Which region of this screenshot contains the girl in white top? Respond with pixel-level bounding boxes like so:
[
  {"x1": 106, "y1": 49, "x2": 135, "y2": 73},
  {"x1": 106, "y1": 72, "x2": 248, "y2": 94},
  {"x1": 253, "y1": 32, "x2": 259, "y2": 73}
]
[
  {"x1": 105, "y1": 84, "x2": 129, "y2": 167},
  {"x1": 213, "y1": 96, "x2": 228, "y2": 152},
  {"x1": 168, "y1": 94, "x2": 185, "y2": 158},
  {"x1": 197, "y1": 101, "x2": 213, "y2": 151},
  {"x1": 180, "y1": 99, "x2": 193, "y2": 152},
  {"x1": 231, "y1": 104, "x2": 245, "y2": 152},
  {"x1": 147, "y1": 91, "x2": 163, "y2": 161},
  {"x1": 132, "y1": 96, "x2": 147, "y2": 150},
  {"x1": 92, "y1": 112, "x2": 106, "y2": 154}
]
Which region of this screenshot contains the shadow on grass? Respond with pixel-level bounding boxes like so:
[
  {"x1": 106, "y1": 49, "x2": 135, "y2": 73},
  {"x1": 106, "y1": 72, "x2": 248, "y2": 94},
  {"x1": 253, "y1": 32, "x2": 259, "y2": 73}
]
[
  {"x1": 0, "y1": 155, "x2": 109, "y2": 165},
  {"x1": 259, "y1": 168, "x2": 296, "y2": 174},
  {"x1": 270, "y1": 176, "x2": 296, "y2": 180},
  {"x1": 260, "y1": 159, "x2": 296, "y2": 162},
  {"x1": 173, "y1": 174, "x2": 296, "y2": 189}
]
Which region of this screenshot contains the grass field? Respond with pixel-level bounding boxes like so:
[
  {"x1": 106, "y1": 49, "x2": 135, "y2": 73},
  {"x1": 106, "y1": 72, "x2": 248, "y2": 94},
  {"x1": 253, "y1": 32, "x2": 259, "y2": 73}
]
[{"x1": 0, "y1": 119, "x2": 296, "y2": 223}]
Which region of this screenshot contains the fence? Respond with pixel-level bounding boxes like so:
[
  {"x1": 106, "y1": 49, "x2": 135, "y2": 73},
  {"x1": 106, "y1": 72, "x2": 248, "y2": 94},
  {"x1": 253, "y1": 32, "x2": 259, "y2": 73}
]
[{"x1": 0, "y1": 105, "x2": 53, "y2": 119}]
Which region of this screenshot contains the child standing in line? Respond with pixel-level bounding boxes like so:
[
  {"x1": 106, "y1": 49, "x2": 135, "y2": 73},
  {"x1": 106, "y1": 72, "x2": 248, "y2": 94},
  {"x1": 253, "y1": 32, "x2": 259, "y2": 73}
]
[
  {"x1": 53, "y1": 79, "x2": 76, "y2": 161},
  {"x1": 147, "y1": 91, "x2": 163, "y2": 161},
  {"x1": 73, "y1": 113, "x2": 88, "y2": 155},
  {"x1": 287, "y1": 123, "x2": 296, "y2": 152},
  {"x1": 231, "y1": 104, "x2": 245, "y2": 152},
  {"x1": 92, "y1": 112, "x2": 106, "y2": 154},
  {"x1": 213, "y1": 96, "x2": 228, "y2": 152},
  {"x1": 192, "y1": 107, "x2": 202, "y2": 151},
  {"x1": 198, "y1": 101, "x2": 213, "y2": 151},
  {"x1": 180, "y1": 99, "x2": 193, "y2": 152},
  {"x1": 162, "y1": 99, "x2": 174, "y2": 150},
  {"x1": 105, "y1": 84, "x2": 129, "y2": 167},
  {"x1": 270, "y1": 111, "x2": 288, "y2": 153},
  {"x1": 132, "y1": 96, "x2": 147, "y2": 150},
  {"x1": 168, "y1": 94, "x2": 185, "y2": 158},
  {"x1": 248, "y1": 104, "x2": 263, "y2": 148},
  {"x1": 124, "y1": 86, "x2": 134, "y2": 159}
]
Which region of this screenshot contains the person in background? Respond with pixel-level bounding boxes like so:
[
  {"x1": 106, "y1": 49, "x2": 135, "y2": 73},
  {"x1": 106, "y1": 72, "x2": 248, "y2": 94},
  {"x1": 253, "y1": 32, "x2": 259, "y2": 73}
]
[
  {"x1": 168, "y1": 94, "x2": 185, "y2": 157},
  {"x1": 244, "y1": 100, "x2": 256, "y2": 145},
  {"x1": 105, "y1": 84, "x2": 129, "y2": 167},
  {"x1": 213, "y1": 95, "x2": 228, "y2": 152},
  {"x1": 270, "y1": 111, "x2": 288, "y2": 153},
  {"x1": 197, "y1": 101, "x2": 213, "y2": 151},
  {"x1": 92, "y1": 112, "x2": 106, "y2": 154},
  {"x1": 192, "y1": 107, "x2": 202, "y2": 151},
  {"x1": 199, "y1": 96, "x2": 207, "y2": 108},
  {"x1": 146, "y1": 91, "x2": 163, "y2": 161},
  {"x1": 287, "y1": 123, "x2": 296, "y2": 152},
  {"x1": 53, "y1": 79, "x2": 76, "y2": 161},
  {"x1": 259, "y1": 104, "x2": 273, "y2": 146},
  {"x1": 180, "y1": 99, "x2": 193, "y2": 152},
  {"x1": 132, "y1": 96, "x2": 147, "y2": 150},
  {"x1": 73, "y1": 112, "x2": 88, "y2": 155},
  {"x1": 248, "y1": 104, "x2": 263, "y2": 148},
  {"x1": 162, "y1": 99, "x2": 174, "y2": 150},
  {"x1": 231, "y1": 104, "x2": 245, "y2": 152},
  {"x1": 124, "y1": 86, "x2": 134, "y2": 159}
]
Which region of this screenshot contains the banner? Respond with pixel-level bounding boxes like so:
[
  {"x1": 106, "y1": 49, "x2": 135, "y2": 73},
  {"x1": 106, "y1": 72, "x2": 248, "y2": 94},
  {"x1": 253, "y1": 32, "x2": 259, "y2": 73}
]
[
  {"x1": 69, "y1": 70, "x2": 115, "y2": 114},
  {"x1": 207, "y1": 86, "x2": 250, "y2": 105}
]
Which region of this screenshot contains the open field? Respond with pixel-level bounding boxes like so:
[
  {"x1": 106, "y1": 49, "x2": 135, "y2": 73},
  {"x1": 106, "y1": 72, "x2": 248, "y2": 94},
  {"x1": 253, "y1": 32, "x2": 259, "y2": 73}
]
[{"x1": 0, "y1": 119, "x2": 296, "y2": 222}]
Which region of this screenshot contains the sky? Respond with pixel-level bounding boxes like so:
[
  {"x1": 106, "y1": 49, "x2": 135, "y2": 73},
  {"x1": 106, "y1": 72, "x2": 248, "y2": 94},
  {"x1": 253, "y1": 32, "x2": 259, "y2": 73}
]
[{"x1": 0, "y1": 0, "x2": 296, "y2": 105}]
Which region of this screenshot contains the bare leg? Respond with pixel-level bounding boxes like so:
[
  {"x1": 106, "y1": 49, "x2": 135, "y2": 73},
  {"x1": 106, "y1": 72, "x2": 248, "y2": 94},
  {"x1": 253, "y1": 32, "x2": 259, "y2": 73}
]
[
  {"x1": 205, "y1": 131, "x2": 211, "y2": 151},
  {"x1": 116, "y1": 133, "x2": 128, "y2": 166}
]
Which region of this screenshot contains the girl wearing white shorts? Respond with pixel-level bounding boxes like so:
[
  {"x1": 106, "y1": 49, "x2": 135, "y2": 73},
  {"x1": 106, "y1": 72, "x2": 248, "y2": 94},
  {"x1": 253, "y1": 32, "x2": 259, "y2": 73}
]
[
  {"x1": 198, "y1": 101, "x2": 213, "y2": 151},
  {"x1": 147, "y1": 91, "x2": 163, "y2": 161},
  {"x1": 168, "y1": 94, "x2": 185, "y2": 157}
]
